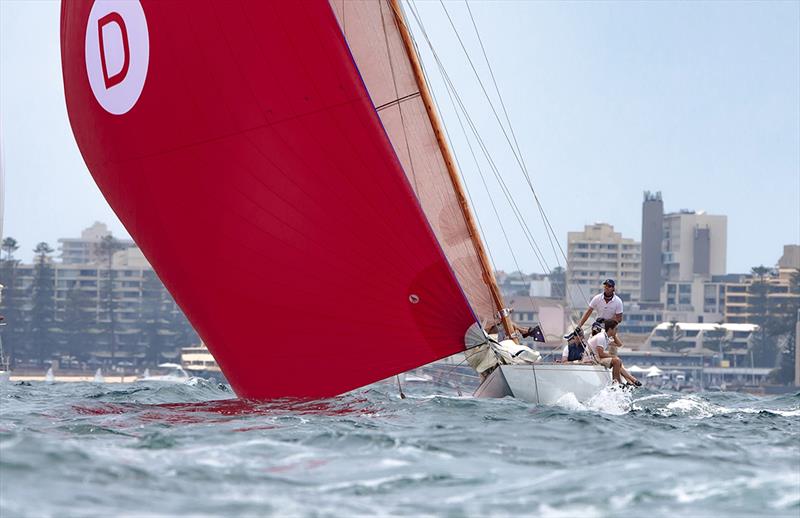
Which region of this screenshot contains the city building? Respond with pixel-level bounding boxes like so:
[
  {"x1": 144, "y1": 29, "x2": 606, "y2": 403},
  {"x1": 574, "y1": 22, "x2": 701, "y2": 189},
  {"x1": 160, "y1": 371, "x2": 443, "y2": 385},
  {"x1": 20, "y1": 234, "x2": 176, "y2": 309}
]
[
  {"x1": 723, "y1": 268, "x2": 798, "y2": 324},
  {"x1": 566, "y1": 223, "x2": 641, "y2": 307},
  {"x1": 778, "y1": 244, "x2": 800, "y2": 270},
  {"x1": 57, "y1": 222, "x2": 135, "y2": 264},
  {"x1": 621, "y1": 303, "x2": 664, "y2": 335},
  {"x1": 640, "y1": 191, "x2": 663, "y2": 302},
  {"x1": 3, "y1": 238, "x2": 193, "y2": 366},
  {"x1": 662, "y1": 275, "x2": 729, "y2": 324},
  {"x1": 662, "y1": 210, "x2": 727, "y2": 282},
  {"x1": 646, "y1": 322, "x2": 759, "y2": 368}
]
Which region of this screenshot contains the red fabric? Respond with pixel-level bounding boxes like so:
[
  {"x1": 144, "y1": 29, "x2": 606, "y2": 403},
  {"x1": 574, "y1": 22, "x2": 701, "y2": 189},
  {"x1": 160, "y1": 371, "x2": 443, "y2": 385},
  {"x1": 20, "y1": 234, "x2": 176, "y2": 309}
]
[{"x1": 61, "y1": 0, "x2": 476, "y2": 399}]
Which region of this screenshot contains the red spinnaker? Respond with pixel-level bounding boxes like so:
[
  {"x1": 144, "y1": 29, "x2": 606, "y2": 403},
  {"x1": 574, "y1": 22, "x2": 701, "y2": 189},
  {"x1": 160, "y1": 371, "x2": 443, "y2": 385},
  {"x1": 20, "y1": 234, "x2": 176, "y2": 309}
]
[{"x1": 61, "y1": 0, "x2": 476, "y2": 399}]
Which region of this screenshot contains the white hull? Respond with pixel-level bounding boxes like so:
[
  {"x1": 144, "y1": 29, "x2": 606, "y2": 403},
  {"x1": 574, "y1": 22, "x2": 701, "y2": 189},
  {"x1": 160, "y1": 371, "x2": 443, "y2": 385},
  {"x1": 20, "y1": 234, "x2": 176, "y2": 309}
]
[{"x1": 474, "y1": 364, "x2": 611, "y2": 405}]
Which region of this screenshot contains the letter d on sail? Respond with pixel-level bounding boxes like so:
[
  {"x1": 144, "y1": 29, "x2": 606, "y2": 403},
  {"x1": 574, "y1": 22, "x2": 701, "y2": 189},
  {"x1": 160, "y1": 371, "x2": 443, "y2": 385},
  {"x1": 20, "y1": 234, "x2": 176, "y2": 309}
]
[
  {"x1": 97, "y1": 12, "x2": 130, "y2": 89},
  {"x1": 84, "y1": 0, "x2": 149, "y2": 115}
]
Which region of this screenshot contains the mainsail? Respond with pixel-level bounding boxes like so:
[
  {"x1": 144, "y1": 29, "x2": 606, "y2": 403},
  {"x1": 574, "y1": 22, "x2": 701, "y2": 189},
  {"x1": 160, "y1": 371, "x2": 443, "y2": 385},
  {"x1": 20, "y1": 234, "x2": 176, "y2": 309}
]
[
  {"x1": 329, "y1": 0, "x2": 499, "y2": 327},
  {"x1": 61, "y1": 0, "x2": 479, "y2": 399}
]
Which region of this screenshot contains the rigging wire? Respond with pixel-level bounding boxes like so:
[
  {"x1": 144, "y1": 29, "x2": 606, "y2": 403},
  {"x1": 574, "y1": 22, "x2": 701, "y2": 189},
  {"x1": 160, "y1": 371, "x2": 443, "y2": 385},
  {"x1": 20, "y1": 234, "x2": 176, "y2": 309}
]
[
  {"x1": 406, "y1": 0, "x2": 547, "y2": 336},
  {"x1": 439, "y1": 0, "x2": 565, "y2": 270},
  {"x1": 406, "y1": 0, "x2": 550, "y2": 275},
  {"x1": 406, "y1": 0, "x2": 597, "y2": 329},
  {"x1": 398, "y1": 5, "x2": 501, "y2": 274}
]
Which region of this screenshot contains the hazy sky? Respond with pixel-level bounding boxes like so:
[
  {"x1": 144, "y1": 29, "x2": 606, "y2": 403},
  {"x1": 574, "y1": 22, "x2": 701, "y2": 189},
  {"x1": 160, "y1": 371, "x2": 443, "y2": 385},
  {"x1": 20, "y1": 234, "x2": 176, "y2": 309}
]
[{"x1": 1, "y1": 0, "x2": 798, "y2": 274}]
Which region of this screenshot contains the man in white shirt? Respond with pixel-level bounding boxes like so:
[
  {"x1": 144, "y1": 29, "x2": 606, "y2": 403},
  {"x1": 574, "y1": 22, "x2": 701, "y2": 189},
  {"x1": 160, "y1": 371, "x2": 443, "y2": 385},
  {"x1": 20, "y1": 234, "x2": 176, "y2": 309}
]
[
  {"x1": 587, "y1": 320, "x2": 640, "y2": 386},
  {"x1": 578, "y1": 279, "x2": 623, "y2": 329}
]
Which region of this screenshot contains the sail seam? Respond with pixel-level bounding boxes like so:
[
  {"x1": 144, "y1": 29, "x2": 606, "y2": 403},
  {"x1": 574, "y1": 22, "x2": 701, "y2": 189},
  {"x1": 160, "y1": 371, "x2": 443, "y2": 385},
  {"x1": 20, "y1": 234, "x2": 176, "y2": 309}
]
[{"x1": 374, "y1": 92, "x2": 422, "y2": 112}]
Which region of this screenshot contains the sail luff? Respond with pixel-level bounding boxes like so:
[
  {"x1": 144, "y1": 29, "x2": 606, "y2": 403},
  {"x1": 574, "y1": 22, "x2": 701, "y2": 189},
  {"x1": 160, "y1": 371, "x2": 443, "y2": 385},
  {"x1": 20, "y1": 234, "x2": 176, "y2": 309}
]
[{"x1": 386, "y1": 0, "x2": 514, "y2": 338}]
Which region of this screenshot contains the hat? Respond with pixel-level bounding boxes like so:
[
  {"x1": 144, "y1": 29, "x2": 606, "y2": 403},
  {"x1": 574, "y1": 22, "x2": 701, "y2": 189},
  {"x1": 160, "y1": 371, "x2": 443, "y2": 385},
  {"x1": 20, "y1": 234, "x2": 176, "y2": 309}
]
[
  {"x1": 603, "y1": 279, "x2": 615, "y2": 287},
  {"x1": 591, "y1": 320, "x2": 603, "y2": 331}
]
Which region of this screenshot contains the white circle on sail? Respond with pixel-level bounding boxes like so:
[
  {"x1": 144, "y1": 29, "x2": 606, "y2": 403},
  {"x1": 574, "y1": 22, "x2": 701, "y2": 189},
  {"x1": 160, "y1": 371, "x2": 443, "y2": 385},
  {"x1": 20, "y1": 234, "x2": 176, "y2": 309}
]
[{"x1": 84, "y1": 0, "x2": 149, "y2": 115}]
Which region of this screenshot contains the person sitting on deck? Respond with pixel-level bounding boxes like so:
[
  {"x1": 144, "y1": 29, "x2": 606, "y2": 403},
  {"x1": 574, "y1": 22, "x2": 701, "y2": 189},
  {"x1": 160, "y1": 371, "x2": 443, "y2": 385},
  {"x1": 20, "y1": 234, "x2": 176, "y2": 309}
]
[
  {"x1": 560, "y1": 320, "x2": 602, "y2": 363},
  {"x1": 586, "y1": 320, "x2": 641, "y2": 387},
  {"x1": 560, "y1": 334, "x2": 585, "y2": 363}
]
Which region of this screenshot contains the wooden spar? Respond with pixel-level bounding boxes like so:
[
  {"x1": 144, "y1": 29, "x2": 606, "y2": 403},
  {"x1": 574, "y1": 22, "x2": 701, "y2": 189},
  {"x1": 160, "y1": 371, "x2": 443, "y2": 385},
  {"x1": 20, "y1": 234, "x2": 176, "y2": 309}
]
[{"x1": 387, "y1": 0, "x2": 517, "y2": 341}]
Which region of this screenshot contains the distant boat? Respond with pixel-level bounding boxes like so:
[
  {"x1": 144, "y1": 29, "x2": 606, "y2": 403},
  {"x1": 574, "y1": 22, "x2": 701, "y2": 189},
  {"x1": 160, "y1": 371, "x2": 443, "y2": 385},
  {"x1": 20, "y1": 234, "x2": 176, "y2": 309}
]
[
  {"x1": 61, "y1": 0, "x2": 611, "y2": 402},
  {"x1": 45, "y1": 367, "x2": 55, "y2": 384},
  {"x1": 93, "y1": 368, "x2": 105, "y2": 383}
]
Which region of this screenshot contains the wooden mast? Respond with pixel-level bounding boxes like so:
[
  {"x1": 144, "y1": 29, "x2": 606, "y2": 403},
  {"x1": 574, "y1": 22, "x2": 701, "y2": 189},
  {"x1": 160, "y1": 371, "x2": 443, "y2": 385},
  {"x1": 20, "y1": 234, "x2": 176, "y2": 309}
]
[{"x1": 387, "y1": 0, "x2": 517, "y2": 340}]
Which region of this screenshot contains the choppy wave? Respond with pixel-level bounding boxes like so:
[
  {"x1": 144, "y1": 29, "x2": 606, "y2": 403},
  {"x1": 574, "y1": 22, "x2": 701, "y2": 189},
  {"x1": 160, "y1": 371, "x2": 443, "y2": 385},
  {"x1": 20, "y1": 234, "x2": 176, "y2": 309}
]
[{"x1": 1, "y1": 379, "x2": 798, "y2": 517}]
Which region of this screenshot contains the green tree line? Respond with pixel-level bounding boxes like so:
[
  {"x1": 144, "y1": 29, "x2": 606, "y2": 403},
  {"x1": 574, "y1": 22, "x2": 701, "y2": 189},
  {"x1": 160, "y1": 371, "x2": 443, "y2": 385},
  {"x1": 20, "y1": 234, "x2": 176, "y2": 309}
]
[{"x1": 0, "y1": 236, "x2": 197, "y2": 368}]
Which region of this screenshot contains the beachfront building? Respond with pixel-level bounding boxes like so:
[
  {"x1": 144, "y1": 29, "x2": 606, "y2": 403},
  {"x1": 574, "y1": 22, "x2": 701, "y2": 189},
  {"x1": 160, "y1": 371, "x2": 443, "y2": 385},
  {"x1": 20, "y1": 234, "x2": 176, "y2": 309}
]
[
  {"x1": 2, "y1": 244, "x2": 195, "y2": 367},
  {"x1": 646, "y1": 322, "x2": 759, "y2": 368},
  {"x1": 723, "y1": 268, "x2": 799, "y2": 324},
  {"x1": 662, "y1": 275, "x2": 732, "y2": 324},
  {"x1": 662, "y1": 210, "x2": 727, "y2": 282},
  {"x1": 566, "y1": 223, "x2": 641, "y2": 308},
  {"x1": 57, "y1": 222, "x2": 135, "y2": 264}
]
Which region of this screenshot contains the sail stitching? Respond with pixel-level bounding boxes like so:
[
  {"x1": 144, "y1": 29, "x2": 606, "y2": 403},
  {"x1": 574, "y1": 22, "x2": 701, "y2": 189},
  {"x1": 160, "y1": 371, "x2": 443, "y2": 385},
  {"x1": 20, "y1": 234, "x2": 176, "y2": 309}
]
[
  {"x1": 379, "y1": 0, "x2": 420, "y2": 195},
  {"x1": 374, "y1": 92, "x2": 422, "y2": 112}
]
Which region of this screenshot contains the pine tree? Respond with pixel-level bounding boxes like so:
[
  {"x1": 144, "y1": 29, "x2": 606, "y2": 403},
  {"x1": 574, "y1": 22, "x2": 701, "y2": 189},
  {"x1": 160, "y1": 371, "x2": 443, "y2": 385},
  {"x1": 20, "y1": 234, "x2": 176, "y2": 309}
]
[
  {"x1": 96, "y1": 235, "x2": 125, "y2": 360},
  {"x1": 0, "y1": 237, "x2": 24, "y2": 367},
  {"x1": 702, "y1": 324, "x2": 729, "y2": 365},
  {"x1": 655, "y1": 320, "x2": 686, "y2": 353},
  {"x1": 140, "y1": 270, "x2": 168, "y2": 365},
  {"x1": 60, "y1": 284, "x2": 97, "y2": 364},
  {"x1": 30, "y1": 243, "x2": 57, "y2": 365}
]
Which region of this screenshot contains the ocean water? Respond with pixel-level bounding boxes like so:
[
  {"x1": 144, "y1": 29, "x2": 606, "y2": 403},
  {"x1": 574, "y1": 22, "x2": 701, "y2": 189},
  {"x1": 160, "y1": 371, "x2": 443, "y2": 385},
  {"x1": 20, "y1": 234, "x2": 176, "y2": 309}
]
[{"x1": 0, "y1": 378, "x2": 798, "y2": 517}]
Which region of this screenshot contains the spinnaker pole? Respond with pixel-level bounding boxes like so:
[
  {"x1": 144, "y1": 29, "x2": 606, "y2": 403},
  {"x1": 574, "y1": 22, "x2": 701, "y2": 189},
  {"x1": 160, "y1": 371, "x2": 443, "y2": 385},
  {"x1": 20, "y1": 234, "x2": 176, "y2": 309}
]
[{"x1": 388, "y1": 0, "x2": 516, "y2": 341}]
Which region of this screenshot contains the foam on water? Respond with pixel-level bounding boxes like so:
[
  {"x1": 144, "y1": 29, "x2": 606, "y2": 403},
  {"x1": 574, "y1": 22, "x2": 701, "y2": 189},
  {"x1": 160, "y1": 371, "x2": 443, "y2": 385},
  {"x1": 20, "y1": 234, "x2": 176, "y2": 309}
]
[{"x1": 1, "y1": 380, "x2": 798, "y2": 517}]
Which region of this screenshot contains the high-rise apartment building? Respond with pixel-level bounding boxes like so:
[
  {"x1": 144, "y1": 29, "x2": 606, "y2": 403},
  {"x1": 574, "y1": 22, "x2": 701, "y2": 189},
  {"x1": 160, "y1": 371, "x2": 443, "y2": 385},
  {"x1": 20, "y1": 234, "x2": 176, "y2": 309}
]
[
  {"x1": 58, "y1": 222, "x2": 135, "y2": 264},
  {"x1": 778, "y1": 244, "x2": 800, "y2": 270},
  {"x1": 662, "y1": 211, "x2": 727, "y2": 282},
  {"x1": 641, "y1": 191, "x2": 664, "y2": 302},
  {"x1": 566, "y1": 223, "x2": 641, "y2": 307}
]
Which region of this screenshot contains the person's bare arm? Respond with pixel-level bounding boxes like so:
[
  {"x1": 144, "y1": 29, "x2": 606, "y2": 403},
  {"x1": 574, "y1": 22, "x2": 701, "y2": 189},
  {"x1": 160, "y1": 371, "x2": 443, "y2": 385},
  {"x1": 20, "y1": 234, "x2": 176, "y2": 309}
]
[
  {"x1": 578, "y1": 308, "x2": 593, "y2": 327},
  {"x1": 615, "y1": 312, "x2": 623, "y2": 323},
  {"x1": 595, "y1": 346, "x2": 612, "y2": 359}
]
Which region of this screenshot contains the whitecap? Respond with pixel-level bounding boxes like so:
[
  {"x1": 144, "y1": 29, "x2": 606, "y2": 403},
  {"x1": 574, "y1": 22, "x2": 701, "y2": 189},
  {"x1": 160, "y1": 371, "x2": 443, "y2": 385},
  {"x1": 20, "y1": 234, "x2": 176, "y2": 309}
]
[
  {"x1": 553, "y1": 392, "x2": 585, "y2": 412},
  {"x1": 585, "y1": 385, "x2": 633, "y2": 415}
]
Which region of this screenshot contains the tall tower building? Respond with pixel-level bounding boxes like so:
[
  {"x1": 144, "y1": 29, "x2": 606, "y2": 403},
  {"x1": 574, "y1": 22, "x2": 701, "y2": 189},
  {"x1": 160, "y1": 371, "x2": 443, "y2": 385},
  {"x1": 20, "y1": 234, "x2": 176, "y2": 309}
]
[
  {"x1": 662, "y1": 211, "x2": 727, "y2": 282},
  {"x1": 641, "y1": 191, "x2": 663, "y2": 302}
]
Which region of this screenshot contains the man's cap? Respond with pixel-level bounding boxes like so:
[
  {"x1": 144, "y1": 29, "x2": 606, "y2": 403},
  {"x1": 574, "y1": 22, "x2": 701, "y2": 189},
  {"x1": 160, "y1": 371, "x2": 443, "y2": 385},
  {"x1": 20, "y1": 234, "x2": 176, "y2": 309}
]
[
  {"x1": 603, "y1": 279, "x2": 615, "y2": 287},
  {"x1": 591, "y1": 320, "x2": 603, "y2": 331}
]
